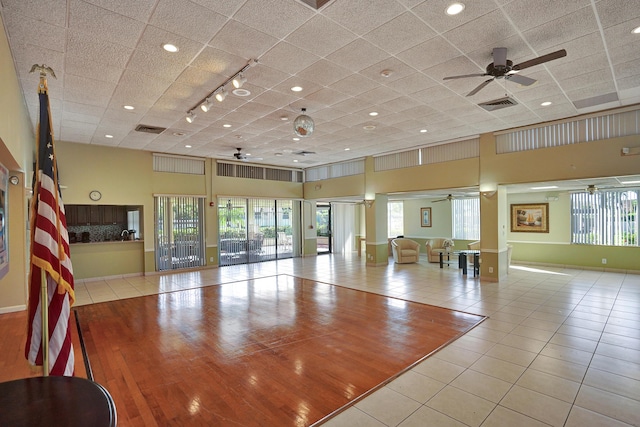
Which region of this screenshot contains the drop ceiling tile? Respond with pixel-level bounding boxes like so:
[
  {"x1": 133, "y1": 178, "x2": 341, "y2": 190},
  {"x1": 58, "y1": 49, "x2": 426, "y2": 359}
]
[
  {"x1": 560, "y1": 68, "x2": 614, "y2": 92},
  {"x1": 64, "y1": 57, "x2": 123, "y2": 84},
  {"x1": 190, "y1": 0, "x2": 243, "y2": 17},
  {"x1": 329, "y1": 74, "x2": 379, "y2": 97},
  {"x1": 83, "y1": 0, "x2": 157, "y2": 21},
  {"x1": 326, "y1": 38, "x2": 389, "y2": 73},
  {"x1": 150, "y1": 0, "x2": 227, "y2": 44},
  {"x1": 233, "y1": 0, "x2": 314, "y2": 38},
  {"x1": 444, "y1": 11, "x2": 517, "y2": 54},
  {"x1": 566, "y1": 82, "x2": 618, "y2": 102},
  {"x1": 323, "y1": 0, "x2": 406, "y2": 36},
  {"x1": 69, "y1": 0, "x2": 145, "y2": 49},
  {"x1": 608, "y1": 40, "x2": 640, "y2": 65},
  {"x1": 297, "y1": 60, "x2": 353, "y2": 87},
  {"x1": 389, "y1": 72, "x2": 438, "y2": 95},
  {"x1": 259, "y1": 42, "x2": 321, "y2": 75},
  {"x1": 189, "y1": 47, "x2": 248, "y2": 75},
  {"x1": 305, "y1": 87, "x2": 351, "y2": 106},
  {"x1": 10, "y1": 44, "x2": 64, "y2": 78},
  {"x1": 522, "y1": 7, "x2": 599, "y2": 51},
  {"x1": 209, "y1": 19, "x2": 279, "y2": 59},
  {"x1": 595, "y1": 0, "x2": 640, "y2": 29},
  {"x1": 411, "y1": 0, "x2": 499, "y2": 34},
  {"x1": 285, "y1": 15, "x2": 357, "y2": 57},
  {"x1": 64, "y1": 74, "x2": 116, "y2": 108},
  {"x1": 360, "y1": 58, "x2": 416, "y2": 84},
  {"x1": 365, "y1": 11, "x2": 437, "y2": 55},
  {"x1": 397, "y1": 36, "x2": 461, "y2": 70},
  {"x1": 503, "y1": 0, "x2": 590, "y2": 32},
  {"x1": 3, "y1": 11, "x2": 65, "y2": 53},
  {"x1": 617, "y1": 74, "x2": 640, "y2": 92},
  {"x1": 66, "y1": 30, "x2": 133, "y2": 68},
  {"x1": 0, "y1": 0, "x2": 66, "y2": 26}
]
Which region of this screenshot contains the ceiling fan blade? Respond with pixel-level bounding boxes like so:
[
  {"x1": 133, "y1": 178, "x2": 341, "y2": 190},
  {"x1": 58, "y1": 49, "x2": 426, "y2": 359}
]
[
  {"x1": 493, "y1": 47, "x2": 507, "y2": 68},
  {"x1": 443, "y1": 73, "x2": 487, "y2": 80},
  {"x1": 512, "y1": 49, "x2": 567, "y2": 71},
  {"x1": 507, "y1": 74, "x2": 537, "y2": 86},
  {"x1": 467, "y1": 79, "x2": 494, "y2": 96}
]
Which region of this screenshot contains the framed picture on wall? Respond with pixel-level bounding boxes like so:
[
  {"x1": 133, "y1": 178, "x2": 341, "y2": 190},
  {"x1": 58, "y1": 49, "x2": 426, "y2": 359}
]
[
  {"x1": 420, "y1": 207, "x2": 432, "y2": 227},
  {"x1": 511, "y1": 203, "x2": 549, "y2": 233}
]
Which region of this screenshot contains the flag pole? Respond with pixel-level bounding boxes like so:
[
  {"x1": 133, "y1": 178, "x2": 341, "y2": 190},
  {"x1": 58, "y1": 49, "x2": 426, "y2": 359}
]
[
  {"x1": 41, "y1": 269, "x2": 49, "y2": 376},
  {"x1": 37, "y1": 73, "x2": 50, "y2": 377}
]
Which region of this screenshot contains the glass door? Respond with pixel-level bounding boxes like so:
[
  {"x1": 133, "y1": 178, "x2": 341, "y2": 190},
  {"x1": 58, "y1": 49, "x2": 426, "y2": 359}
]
[
  {"x1": 219, "y1": 198, "x2": 301, "y2": 266},
  {"x1": 316, "y1": 203, "x2": 331, "y2": 254}
]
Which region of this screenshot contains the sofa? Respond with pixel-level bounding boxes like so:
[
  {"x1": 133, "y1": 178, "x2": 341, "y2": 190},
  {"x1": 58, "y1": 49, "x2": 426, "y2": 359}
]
[
  {"x1": 425, "y1": 238, "x2": 449, "y2": 263},
  {"x1": 391, "y1": 238, "x2": 420, "y2": 264}
]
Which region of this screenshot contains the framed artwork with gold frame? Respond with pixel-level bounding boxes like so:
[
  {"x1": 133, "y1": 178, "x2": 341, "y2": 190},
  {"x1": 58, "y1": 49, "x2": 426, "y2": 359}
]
[{"x1": 511, "y1": 203, "x2": 549, "y2": 233}]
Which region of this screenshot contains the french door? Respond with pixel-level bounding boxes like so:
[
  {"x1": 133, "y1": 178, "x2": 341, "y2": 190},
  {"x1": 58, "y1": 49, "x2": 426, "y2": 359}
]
[
  {"x1": 155, "y1": 196, "x2": 206, "y2": 271},
  {"x1": 218, "y1": 198, "x2": 301, "y2": 266},
  {"x1": 316, "y1": 203, "x2": 331, "y2": 254}
]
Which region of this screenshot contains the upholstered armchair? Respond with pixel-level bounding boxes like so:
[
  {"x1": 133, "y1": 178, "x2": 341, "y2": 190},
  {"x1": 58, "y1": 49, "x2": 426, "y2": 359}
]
[
  {"x1": 467, "y1": 241, "x2": 481, "y2": 250},
  {"x1": 391, "y1": 238, "x2": 420, "y2": 264},
  {"x1": 425, "y1": 238, "x2": 447, "y2": 263}
]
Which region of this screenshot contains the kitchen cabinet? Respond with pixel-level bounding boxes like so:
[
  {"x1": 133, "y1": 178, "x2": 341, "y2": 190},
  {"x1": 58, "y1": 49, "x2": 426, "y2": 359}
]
[
  {"x1": 66, "y1": 205, "x2": 77, "y2": 226},
  {"x1": 89, "y1": 206, "x2": 101, "y2": 225},
  {"x1": 75, "y1": 205, "x2": 90, "y2": 225},
  {"x1": 102, "y1": 206, "x2": 126, "y2": 225}
]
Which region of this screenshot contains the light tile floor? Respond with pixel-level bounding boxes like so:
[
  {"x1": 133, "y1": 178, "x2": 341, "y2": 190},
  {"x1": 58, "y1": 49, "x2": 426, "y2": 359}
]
[{"x1": 75, "y1": 254, "x2": 640, "y2": 427}]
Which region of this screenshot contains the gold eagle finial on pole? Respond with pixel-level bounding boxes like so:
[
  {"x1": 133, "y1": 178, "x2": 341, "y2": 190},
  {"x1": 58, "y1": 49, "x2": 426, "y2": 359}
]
[
  {"x1": 30, "y1": 64, "x2": 56, "y2": 79},
  {"x1": 30, "y1": 64, "x2": 56, "y2": 93}
]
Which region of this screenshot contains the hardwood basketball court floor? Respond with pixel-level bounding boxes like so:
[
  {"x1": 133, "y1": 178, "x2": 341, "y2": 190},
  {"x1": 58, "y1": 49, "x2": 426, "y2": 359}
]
[{"x1": 75, "y1": 274, "x2": 485, "y2": 426}]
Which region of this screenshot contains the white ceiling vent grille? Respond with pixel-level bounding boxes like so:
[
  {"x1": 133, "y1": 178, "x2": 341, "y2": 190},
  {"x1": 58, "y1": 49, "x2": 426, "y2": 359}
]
[
  {"x1": 478, "y1": 96, "x2": 518, "y2": 111},
  {"x1": 136, "y1": 124, "x2": 166, "y2": 134}
]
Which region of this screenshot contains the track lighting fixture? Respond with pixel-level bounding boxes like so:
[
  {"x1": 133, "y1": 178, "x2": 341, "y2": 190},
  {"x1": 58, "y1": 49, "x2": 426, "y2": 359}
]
[
  {"x1": 232, "y1": 72, "x2": 246, "y2": 89},
  {"x1": 185, "y1": 59, "x2": 258, "y2": 123},
  {"x1": 215, "y1": 87, "x2": 227, "y2": 102},
  {"x1": 200, "y1": 98, "x2": 214, "y2": 112}
]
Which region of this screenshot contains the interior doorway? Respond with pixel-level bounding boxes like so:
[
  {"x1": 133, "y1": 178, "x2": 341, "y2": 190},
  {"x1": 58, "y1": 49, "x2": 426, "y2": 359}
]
[{"x1": 316, "y1": 203, "x2": 331, "y2": 254}]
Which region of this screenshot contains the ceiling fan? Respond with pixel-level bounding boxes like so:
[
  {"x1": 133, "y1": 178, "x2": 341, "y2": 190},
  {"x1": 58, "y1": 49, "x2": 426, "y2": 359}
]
[
  {"x1": 433, "y1": 194, "x2": 455, "y2": 203},
  {"x1": 233, "y1": 148, "x2": 262, "y2": 161},
  {"x1": 443, "y1": 47, "x2": 567, "y2": 96}
]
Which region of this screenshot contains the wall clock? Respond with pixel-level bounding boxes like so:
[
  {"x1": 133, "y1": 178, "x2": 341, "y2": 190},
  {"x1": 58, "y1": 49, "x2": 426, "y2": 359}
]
[{"x1": 89, "y1": 190, "x2": 102, "y2": 201}]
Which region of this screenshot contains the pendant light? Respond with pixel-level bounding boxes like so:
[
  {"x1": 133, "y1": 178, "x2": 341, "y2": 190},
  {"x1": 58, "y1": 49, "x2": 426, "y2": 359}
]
[{"x1": 293, "y1": 108, "x2": 314, "y2": 137}]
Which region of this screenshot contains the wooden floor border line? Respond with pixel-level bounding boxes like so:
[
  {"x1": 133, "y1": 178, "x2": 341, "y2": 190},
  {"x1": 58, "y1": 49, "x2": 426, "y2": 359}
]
[
  {"x1": 73, "y1": 310, "x2": 93, "y2": 381},
  {"x1": 312, "y1": 316, "x2": 488, "y2": 426}
]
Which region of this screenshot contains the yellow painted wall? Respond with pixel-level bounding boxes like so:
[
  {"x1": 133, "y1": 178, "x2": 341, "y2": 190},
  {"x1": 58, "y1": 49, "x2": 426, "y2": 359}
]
[
  {"x1": 70, "y1": 241, "x2": 144, "y2": 279},
  {"x1": 0, "y1": 13, "x2": 38, "y2": 313}
]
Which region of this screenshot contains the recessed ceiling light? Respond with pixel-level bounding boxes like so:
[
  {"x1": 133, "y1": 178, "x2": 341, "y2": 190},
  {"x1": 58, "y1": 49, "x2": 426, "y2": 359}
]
[
  {"x1": 163, "y1": 43, "x2": 178, "y2": 53},
  {"x1": 185, "y1": 145, "x2": 192, "y2": 148},
  {"x1": 275, "y1": 153, "x2": 283, "y2": 156},
  {"x1": 344, "y1": 148, "x2": 350, "y2": 151},
  {"x1": 293, "y1": 137, "x2": 300, "y2": 141},
  {"x1": 420, "y1": 129, "x2": 428, "y2": 133},
  {"x1": 232, "y1": 88, "x2": 251, "y2": 97},
  {"x1": 380, "y1": 69, "x2": 393, "y2": 78},
  {"x1": 530, "y1": 186, "x2": 559, "y2": 190},
  {"x1": 632, "y1": 26, "x2": 640, "y2": 34},
  {"x1": 369, "y1": 111, "x2": 378, "y2": 116},
  {"x1": 105, "y1": 134, "x2": 113, "y2": 138},
  {"x1": 446, "y1": 2, "x2": 465, "y2": 15},
  {"x1": 123, "y1": 105, "x2": 134, "y2": 110},
  {"x1": 280, "y1": 116, "x2": 289, "y2": 121},
  {"x1": 223, "y1": 124, "x2": 232, "y2": 128},
  {"x1": 172, "y1": 132, "x2": 185, "y2": 137},
  {"x1": 621, "y1": 180, "x2": 640, "y2": 184},
  {"x1": 541, "y1": 101, "x2": 552, "y2": 106},
  {"x1": 291, "y1": 86, "x2": 303, "y2": 92},
  {"x1": 293, "y1": 159, "x2": 299, "y2": 162},
  {"x1": 363, "y1": 125, "x2": 376, "y2": 130}
]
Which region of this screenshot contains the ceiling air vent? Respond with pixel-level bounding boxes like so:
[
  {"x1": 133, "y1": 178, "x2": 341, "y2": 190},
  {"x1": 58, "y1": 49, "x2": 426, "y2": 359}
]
[
  {"x1": 135, "y1": 124, "x2": 166, "y2": 134},
  {"x1": 478, "y1": 96, "x2": 518, "y2": 111}
]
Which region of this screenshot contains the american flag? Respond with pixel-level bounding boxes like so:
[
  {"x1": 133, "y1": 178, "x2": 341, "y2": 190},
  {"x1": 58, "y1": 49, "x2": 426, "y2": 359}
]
[{"x1": 24, "y1": 77, "x2": 75, "y2": 376}]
